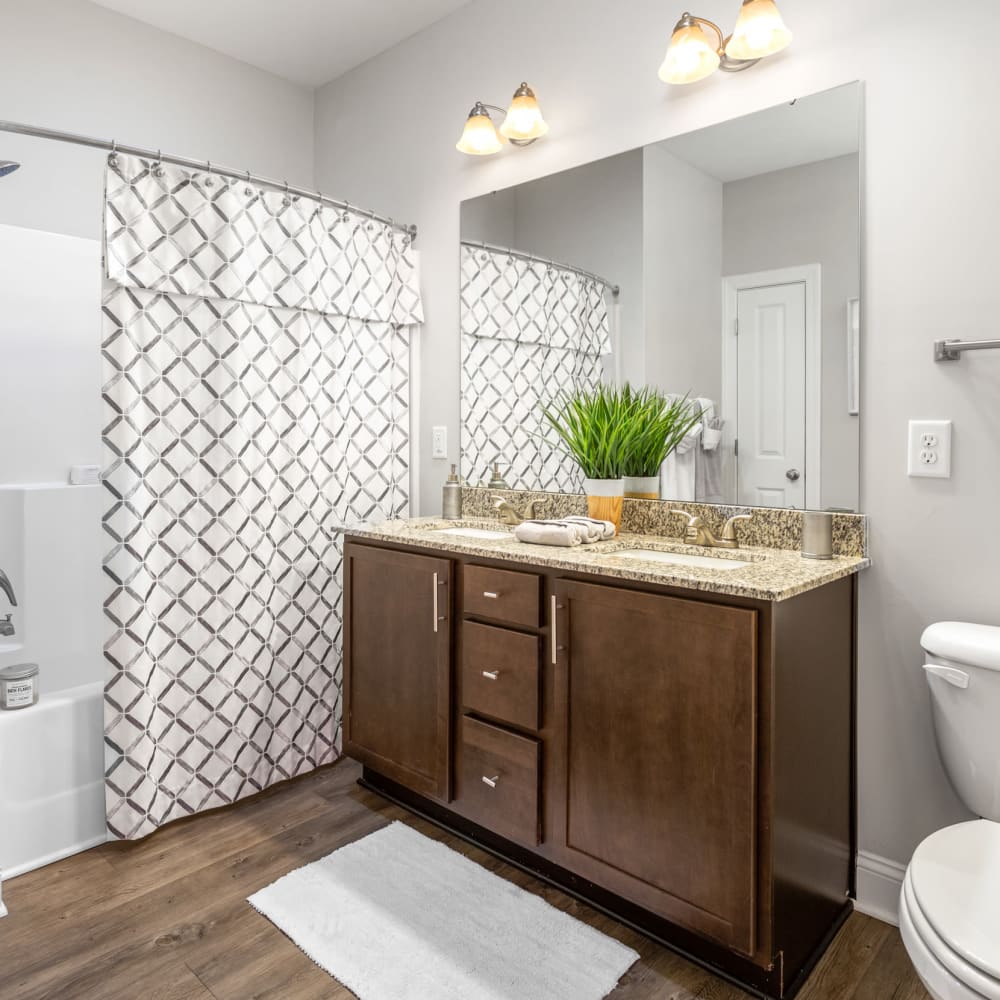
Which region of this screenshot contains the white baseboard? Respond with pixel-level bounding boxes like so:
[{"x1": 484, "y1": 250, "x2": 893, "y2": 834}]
[{"x1": 855, "y1": 850, "x2": 907, "y2": 926}]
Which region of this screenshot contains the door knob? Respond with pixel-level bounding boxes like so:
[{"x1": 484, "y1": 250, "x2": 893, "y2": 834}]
[{"x1": 786, "y1": 468, "x2": 801, "y2": 481}]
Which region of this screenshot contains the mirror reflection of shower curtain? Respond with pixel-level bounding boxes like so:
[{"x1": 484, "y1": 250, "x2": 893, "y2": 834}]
[
  {"x1": 101, "y1": 154, "x2": 422, "y2": 839},
  {"x1": 460, "y1": 244, "x2": 612, "y2": 492}
]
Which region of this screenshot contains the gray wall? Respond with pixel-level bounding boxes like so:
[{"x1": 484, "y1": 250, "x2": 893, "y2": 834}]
[
  {"x1": 723, "y1": 155, "x2": 860, "y2": 511},
  {"x1": 0, "y1": 0, "x2": 315, "y2": 243},
  {"x1": 642, "y1": 144, "x2": 723, "y2": 402},
  {"x1": 314, "y1": 0, "x2": 999, "y2": 903}
]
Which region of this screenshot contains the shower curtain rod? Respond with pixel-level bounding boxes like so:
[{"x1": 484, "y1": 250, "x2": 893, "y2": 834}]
[
  {"x1": 462, "y1": 239, "x2": 620, "y2": 296},
  {"x1": 0, "y1": 118, "x2": 418, "y2": 243}
]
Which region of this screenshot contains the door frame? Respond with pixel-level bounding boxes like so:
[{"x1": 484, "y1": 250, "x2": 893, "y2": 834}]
[{"x1": 721, "y1": 264, "x2": 822, "y2": 510}]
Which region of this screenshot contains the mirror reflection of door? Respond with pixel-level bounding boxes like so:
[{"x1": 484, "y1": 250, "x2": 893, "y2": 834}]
[{"x1": 723, "y1": 265, "x2": 821, "y2": 509}]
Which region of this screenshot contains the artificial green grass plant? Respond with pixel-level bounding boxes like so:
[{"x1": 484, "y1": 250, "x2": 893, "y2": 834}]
[{"x1": 540, "y1": 383, "x2": 702, "y2": 481}]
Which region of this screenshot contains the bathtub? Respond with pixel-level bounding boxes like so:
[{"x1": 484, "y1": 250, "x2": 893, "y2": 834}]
[{"x1": 0, "y1": 681, "x2": 107, "y2": 914}]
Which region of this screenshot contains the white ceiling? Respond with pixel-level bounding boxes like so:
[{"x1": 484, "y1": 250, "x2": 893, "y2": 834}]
[
  {"x1": 660, "y1": 83, "x2": 861, "y2": 183},
  {"x1": 89, "y1": 0, "x2": 475, "y2": 88}
]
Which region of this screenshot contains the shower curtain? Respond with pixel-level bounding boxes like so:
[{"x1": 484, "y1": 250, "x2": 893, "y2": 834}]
[
  {"x1": 460, "y1": 244, "x2": 612, "y2": 493},
  {"x1": 101, "y1": 154, "x2": 421, "y2": 839}
]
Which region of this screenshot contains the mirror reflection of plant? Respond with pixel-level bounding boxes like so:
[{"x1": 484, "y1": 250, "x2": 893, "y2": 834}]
[
  {"x1": 540, "y1": 383, "x2": 703, "y2": 481},
  {"x1": 622, "y1": 386, "x2": 703, "y2": 478}
]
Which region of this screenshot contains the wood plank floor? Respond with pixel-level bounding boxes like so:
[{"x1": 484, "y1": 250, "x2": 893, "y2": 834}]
[{"x1": 0, "y1": 759, "x2": 930, "y2": 1000}]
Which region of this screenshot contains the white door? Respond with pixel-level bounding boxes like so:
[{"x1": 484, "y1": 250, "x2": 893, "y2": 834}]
[{"x1": 736, "y1": 281, "x2": 807, "y2": 508}]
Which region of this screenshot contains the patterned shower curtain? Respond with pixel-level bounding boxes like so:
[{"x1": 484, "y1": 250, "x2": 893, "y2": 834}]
[
  {"x1": 101, "y1": 154, "x2": 421, "y2": 839},
  {"x1": 460, "y1": 244, "x2": 612, "y2": 492}
]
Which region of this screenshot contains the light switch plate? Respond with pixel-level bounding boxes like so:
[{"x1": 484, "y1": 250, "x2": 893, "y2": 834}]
[
  {"x1": 431, "y1": 425, "x2": 448, "y2": 460},
  {"x1": 907, "y1": 420, "x2": 951, "y2": 478}
]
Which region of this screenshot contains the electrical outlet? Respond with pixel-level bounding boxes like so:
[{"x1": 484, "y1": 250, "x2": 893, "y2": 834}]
[
  {"x1": 908, "y1": 420, "x2": 951, "y2": 478},
  {"x1": 431, "y1": 425, "x2": 448, "y2": 460}
]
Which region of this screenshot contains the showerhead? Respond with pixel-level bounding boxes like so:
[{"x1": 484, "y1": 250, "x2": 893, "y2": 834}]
[{"x1": 0, "y1": 160, "x2": 21, "y2": 177}]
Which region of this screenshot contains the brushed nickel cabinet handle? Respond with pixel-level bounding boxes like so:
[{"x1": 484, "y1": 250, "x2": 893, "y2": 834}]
[
  {"x1": 482, "y1": 775, "x2": 499, "y2": 789},
  {"x1": 433, "y1": 572, "x2": 439, "y2": 632},
  {"x1": 551, "y1": 594, "x2": 558, "y2": 664},
  {"x1": 483, "y1": 590, "x2": 499, "y2": 599},
  {"x1": 482, "y1": 670, "x2": 500, "y2": 681}
]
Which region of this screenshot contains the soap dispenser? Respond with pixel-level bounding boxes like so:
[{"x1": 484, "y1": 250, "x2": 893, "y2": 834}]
[
  {"x1": 487, "y1": 461, "x2": 510, "y2": 490},
  {"x1": 442, "y1": 464, "x2": 462, "y2": 519}
]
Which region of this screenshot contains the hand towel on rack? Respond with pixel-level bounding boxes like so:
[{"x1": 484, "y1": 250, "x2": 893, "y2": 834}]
[
  {"x1": 660, "y1": 397, "x2": 708, "y2": 502},
  {"x1": 696, "y1": 415, "x2": 725, "y2": 503}
]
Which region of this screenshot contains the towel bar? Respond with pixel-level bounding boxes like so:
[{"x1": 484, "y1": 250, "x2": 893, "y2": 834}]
[{"x1": 934, "y1": 338, "x2": 1000, "y2": 361}]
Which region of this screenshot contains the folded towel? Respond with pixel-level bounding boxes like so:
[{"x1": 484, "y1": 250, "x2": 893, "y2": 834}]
[
  {"x1": 563, "y1": 515, "x2": 616, "y2": 540},
  {"x1": 514, "y1": 516, "x2": 616, "y2": 547},
  {"x1": 513, "y1": 521, "x2": 583, "y2": 547}
]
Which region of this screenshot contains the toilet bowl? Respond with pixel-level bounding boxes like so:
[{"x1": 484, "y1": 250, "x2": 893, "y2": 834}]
[{"x1": 900, "y1": 623, "x2": 1000, "y2": 1000}]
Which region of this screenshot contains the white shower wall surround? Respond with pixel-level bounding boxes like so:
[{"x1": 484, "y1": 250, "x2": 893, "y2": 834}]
[
  {"x1": 460, "y1": 244, "x2": 612, "y2": 492},
  {"x1": 101, "y1": 155, "x2": 421, "y2": 840}
]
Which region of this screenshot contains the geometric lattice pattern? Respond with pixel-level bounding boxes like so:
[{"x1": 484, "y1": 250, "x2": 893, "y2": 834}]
[
  {"x1": 102, "y1": 157, "x2": 415, "y2": 840},
  {"x1": 459, "y1": 244, "x2": 611, "y2": 491},
  {"x1": 105, "y1": 155, "x2": 423, "y2": 327}
]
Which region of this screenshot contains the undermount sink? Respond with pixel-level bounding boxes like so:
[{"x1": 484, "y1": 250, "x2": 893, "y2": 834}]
[
  {"x1": 611, "y1": 549, "x2": 750, "y2": 571},
  {"x1": 433, "y1": 526, "x2": 512, "y2": 540}
]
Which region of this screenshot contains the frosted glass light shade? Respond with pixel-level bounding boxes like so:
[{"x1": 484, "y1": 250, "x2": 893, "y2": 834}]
[
  {"x1": 456, "y1": 107, "x2": 503, "y2": 155},
  {"x1": 725, "y1": 0, "x2": 792, "y2": 61},
  {"x1": 659, "y1": 20, "x2": 721, "y2": 84},
  {"x1": 499, "y1": 87, "x2": 548, "y2": 141}
]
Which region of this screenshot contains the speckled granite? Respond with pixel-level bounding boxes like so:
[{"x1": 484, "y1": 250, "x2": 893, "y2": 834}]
[
  {"x1": 461, "y1": 488, "x2": 868, "y2": 558},
  {"x1": 343, "y1": 516, "x2": 869, "y2": 602}
]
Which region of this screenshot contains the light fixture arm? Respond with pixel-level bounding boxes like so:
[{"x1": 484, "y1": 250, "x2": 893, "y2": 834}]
[{"x1": 676, "y1": 11, "x2": 761, "y2": 73}]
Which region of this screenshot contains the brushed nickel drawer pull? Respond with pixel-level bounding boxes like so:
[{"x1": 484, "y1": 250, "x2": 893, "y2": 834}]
[
  {"x1": 483, "y1": 590, "x2": 500, "y2": 599},
  {"x1": 482, "y1": 669, "x2": 500, "y2": 681},
  {"x1": 433, "y1": 572, "x2": 439, "y2": 632},
  {"x1": 482, "y1": 774, "x2": 499, "y2": 789},
  {"x1": 551, "y1": 594, "x2": 558, "y2": 664}
]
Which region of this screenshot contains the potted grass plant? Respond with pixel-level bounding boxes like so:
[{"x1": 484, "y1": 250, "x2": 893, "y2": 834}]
[
  {"x1": 540, "y1": 385, "x2": 633, "y2": 531},
  {"x1": 621, "y1": 388, "x2": 703, "y2": 499}
]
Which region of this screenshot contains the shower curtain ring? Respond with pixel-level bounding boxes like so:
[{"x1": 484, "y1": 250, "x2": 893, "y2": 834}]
[
  {"x1": 154, "y1": 150, "x2": 164, "y2": 178},
  {"x1": 245, "y1": 169, "x2": 252, "y2": 196},
  {"x1": 108, "y1": 139, "x2": 118, "y2": 168},
  {"x1": 282, "y1": 180, "x2": 290, "y2": 206},
  {"x1": 204, "y1": 160, "x2": 214, "y2": 187}
]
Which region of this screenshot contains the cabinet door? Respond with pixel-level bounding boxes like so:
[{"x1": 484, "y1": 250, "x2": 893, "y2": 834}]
[
  {"x1": 343, "y1": 543, "x2": 452, "y2": 800},
  {"x1": 551, "y1": 580, "x2": 758, "y2": 955}
]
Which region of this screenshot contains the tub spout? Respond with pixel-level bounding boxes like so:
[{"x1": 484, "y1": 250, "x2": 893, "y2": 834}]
[{"x1": 0, "y1": 567, "x2": 16, "y2": 607}]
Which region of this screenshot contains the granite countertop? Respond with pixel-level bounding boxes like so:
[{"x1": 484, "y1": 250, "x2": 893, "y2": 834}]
[{"x1": 342, "y1": 517, "x2": 870, "y2": 602}]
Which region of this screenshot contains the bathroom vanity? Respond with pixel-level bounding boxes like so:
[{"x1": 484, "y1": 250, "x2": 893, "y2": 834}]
[{"x1": 342, "y1": 516, "x2": 867, "y2": 998}]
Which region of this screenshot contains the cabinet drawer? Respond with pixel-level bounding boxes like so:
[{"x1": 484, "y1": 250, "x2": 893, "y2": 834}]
[
  {"x1": 463, "y1": 564, "x2": 541, "y2": 628},
  {"x1": 460, "y1": 716, "x2": 541, "y2": 845},
  {"x1": 462, "y1": 622, "x2": 540, "y2": 731}
]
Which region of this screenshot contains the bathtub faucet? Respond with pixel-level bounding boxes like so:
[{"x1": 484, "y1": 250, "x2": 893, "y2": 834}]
[
  {"x1": 0, "y1": 567, "x2": 16, "y2": 607},
  {"x1": 0, "y1": 615, "x2": 12, "y2": 637}
]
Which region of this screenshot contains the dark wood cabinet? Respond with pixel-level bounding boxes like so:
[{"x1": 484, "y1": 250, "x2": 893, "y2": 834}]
[
  {"x1": 550, "y1": 580, "x2": 758, "y2": 955},
  {"x1": 343, "y1": 536, "x2": 856, "y2": 999},
  {"x1": 342, "y1": 544, "x2": 452, "y2": 801}
]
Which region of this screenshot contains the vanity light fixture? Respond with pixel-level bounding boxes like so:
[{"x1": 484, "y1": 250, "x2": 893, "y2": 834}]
[
  {"x1": 456, "y1": 82, "x2": 548, "y2": 155},
  {"x1": 659, "y1": 0, "x2": 792, "y2": 85}
]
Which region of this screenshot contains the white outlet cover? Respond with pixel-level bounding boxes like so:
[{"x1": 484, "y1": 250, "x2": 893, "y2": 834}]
[
  {"x1": 908, "y1": 420, "x2": 952, "y2": 478},
  {"x1": 431, "y1": 425, "x2": 447, "y2": 460}
]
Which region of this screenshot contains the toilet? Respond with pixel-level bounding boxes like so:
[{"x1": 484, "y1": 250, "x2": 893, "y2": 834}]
[{"x1": 899, "y1": 622, "x2": 1000, "y2": 1000}]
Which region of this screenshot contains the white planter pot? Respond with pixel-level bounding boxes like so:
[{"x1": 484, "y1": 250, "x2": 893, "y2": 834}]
[{"x1": 623, "y1": 475, "x2": 660, "y2": 499}]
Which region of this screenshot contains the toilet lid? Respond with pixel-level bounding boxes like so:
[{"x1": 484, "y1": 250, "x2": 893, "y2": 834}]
[{"x1": 910, "y1": 820, "x2": 1000, "y2": 981}]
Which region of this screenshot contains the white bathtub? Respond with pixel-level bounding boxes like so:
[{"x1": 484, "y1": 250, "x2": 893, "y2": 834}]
[{"x1": 0, "y1": 681, "x2": 107, "y2": 914}]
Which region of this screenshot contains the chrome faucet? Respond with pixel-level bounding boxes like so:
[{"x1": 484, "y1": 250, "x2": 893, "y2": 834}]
[
  {"x1": 670, "y1": 510, "x2": 752, "y2": 549},
  {"x1": 492, "y1": 495, "x2": 550, "y2": 525},
  {"x1": 0, "y1": 568, "x2": 16, "y2": 607}
]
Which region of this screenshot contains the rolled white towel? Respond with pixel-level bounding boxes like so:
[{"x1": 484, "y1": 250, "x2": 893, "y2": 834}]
[
  {"x1": 514, "y1": 521, "x2": 583, "y2": 547},
  {"x1": 563, "y1": 515, "x2": 616, "y2": 540}
]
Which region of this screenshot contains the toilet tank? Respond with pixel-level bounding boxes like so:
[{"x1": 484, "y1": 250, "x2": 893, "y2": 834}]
[{"x1": 921, "y1": 622, "x2": 1000, "y2": 822}]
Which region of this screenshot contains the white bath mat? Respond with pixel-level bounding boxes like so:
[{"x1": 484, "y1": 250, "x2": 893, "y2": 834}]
[{"x1": 248, "y1": 821, "x2": 639, "y2": 1000}]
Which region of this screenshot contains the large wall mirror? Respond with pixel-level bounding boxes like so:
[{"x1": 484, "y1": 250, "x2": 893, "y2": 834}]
[{"x1": 459, "y1": 82, "x2": 861, "y2": 511}]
